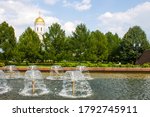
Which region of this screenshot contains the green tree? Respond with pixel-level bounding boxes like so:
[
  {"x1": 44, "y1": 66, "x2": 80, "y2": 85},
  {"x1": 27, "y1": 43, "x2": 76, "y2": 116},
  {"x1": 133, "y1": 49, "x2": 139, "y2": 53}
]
[
  {"x1": 70, "y1": 23, "x2": 90, "y2": 61},
  {"x1": 0, "y1": 21, "x2": 17, "y2": 63},
  {"x1": 87, "y1": 30, "x2": 108, "y2": 62},
  {"x1": 105, "y1": 32, "x2": 121, "y2": 62},
  {"x1": 43, "y1": 23, "x2": 66, "y2": 62},
  {"x1": 17, "y1": 27, "x2": 42, "y2": 63},
  {"x1": 60, "y1": 36, "x2": 74, "y2": 61},
  {"x1": 119, "y1": 26, "x2": 150, "y2": 64},
  {"x1": 42, "y1": 32, "x2": 56, "y2": 62}
]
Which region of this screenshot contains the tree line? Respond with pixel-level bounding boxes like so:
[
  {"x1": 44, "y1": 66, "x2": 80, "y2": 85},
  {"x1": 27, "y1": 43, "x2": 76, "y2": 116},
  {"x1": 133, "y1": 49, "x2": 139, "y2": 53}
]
[{"x1": 0, "y1": 21, "x2": 149, "y2": 65}]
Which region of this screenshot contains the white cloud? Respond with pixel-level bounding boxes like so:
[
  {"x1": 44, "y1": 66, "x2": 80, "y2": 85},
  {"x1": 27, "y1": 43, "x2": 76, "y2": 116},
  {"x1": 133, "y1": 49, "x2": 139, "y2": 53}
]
[
  {"x1": 45, "y1": 17, "x2": 60, "y2": 26},
  {"x1": 63, "y1": 21, "x2": 76, "y2": 35},
  {"x1": 44, "y1": 16, "x2": 61, "y2": 33},
  {"x1": 63, "y1": 0, "x2": 91, "y2": 11},
  {"x1": 44, "y1": 0, "x2": 59, "y2": 5},
  {"x1": 46, "y1": 20, "x2": 78, "y2": 36},
  {"x1": 98, "y1": 2, "x2": 150, "y2": 39},
  {"x1": 0, "y1": 0, "x2": 59, "y2": 38},
  {"x1": 0, "y1": 0, "x2": 42, "y2": 37},
  {"x1": 0, "y1": 0, "x2": 79, "y2": 38},
  {"x1": 0, "y1": 0, "x2": 81, "y2": 40}
]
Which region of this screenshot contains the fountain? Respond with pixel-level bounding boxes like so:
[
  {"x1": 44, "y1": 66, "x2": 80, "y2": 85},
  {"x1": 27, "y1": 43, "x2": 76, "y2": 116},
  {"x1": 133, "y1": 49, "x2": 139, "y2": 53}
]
[
  {"x1": 59, "y1": 71, "x2": 93, "y2": 98},
  {"x1": 19, "y1": 65, "x2": 50, "y2": 96},
  {"x1": 46, "y1": 65, "x2": 64, "y2": 80},
  {"x1": 76, "y1": 66, "x2": 93, "y2": 80},
  {"x1": 4, "y1": 65, "x2": 21, "y2": 79},
  {"x1": 0, "y1": 70, "x2": 11, "y2": 94}
]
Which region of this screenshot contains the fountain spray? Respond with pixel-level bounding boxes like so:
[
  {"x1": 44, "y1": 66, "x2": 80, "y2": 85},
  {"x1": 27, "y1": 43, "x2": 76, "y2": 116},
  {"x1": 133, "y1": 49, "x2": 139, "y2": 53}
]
[
  {"x1": 59, "y1": 71, "x2": 93, "y2": 98},
  {"x1": 31, "y1": 70, "x2": 35, "y2": 94},
  {"x1": 72, "y1": 80, "x2": 75, "y2": 96},
  {"x1": 19, "y1": 65, "x2": 50, "y2": 96},
  {"x1": 0, "y1": 70, "x2": 11, "y2": 94}
]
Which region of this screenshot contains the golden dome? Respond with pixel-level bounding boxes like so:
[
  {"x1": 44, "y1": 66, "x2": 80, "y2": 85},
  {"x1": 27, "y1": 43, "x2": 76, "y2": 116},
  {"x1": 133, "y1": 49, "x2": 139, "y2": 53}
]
[{"x1": 34, "y1": 16, "x2": 45, "y2": 25}]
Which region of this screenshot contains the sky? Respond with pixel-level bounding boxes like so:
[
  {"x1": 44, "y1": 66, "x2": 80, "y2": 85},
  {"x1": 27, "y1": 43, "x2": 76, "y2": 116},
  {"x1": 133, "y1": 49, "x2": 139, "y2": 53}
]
[{"x1": 0, "y1": 0, "x2": 150, "y2": 40}]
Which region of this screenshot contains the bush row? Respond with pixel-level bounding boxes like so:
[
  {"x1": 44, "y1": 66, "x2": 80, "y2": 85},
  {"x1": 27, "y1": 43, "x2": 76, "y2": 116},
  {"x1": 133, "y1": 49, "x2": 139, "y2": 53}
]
[{"x1": 1, "y1": 61, "x2": 150, "y2": 68}]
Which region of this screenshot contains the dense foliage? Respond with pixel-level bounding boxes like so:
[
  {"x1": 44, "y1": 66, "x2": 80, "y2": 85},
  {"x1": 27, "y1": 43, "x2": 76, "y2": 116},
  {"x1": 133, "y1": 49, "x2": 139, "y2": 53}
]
[
  {"x1": 0, "y1": 21, "x2": 150, "y2": 65},
  {"x1": 0, "y1": 22, "x2": 17, "y2": 64},
  {"x1": 69, "y1": 24, "x2": 91, "y2": 61},
  {"x1": 105, "y1": 32, "x2": 121, "y2": 62},
  {"x1": 43, "y1": 23, "x2": 66, "y2": 62},
  {"x1": 16, "y1": 27, "x2": 42, "y2": 63},
  {"x1": 118, "y1": 26, "x2": 150, "y2": 64}
]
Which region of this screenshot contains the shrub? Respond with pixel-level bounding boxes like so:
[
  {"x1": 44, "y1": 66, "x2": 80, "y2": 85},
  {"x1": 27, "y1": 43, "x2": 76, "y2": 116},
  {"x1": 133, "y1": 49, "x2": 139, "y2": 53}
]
[
  {"x1": 142, "y1": 63, "x2": 150, "y2": 68},
  {"x1": 0, "y1": 62, "x2": 5, "y2": 67},
  {"x1": 108, "y1": 62, "x2": 113, "y2": 67},
  {"x1": 57, "y1": 62, "x2": 79, "y2": 67},
  {"x1": 97, "y1": 63, "x2": 108, "y2": 67},
  {"x1": 126, "y1": 63, "x2": 134, "y2": 68}
]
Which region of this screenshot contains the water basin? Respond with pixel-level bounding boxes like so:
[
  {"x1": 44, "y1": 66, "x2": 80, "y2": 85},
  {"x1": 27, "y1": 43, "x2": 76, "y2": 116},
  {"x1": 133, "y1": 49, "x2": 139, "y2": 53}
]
[{"x1": 0, "y1": 72, "x2": 150, "y2": 100}]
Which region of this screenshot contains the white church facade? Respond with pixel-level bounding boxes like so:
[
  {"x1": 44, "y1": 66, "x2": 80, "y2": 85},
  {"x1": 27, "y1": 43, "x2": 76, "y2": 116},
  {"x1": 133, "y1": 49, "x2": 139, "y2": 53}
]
[{"x1": 34, "y1": 15, "x2": 45, "y2": 41}]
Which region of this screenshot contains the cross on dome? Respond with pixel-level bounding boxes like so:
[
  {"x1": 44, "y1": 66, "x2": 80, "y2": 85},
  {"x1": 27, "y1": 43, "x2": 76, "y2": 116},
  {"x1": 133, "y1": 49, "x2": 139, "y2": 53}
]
[{"x1": 34, "y1": 12, "x2": 45, "y2": 25}]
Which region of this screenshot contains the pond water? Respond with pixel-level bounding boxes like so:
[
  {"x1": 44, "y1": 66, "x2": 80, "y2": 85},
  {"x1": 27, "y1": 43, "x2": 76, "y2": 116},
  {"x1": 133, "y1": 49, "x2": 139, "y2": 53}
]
[{"x1": 1, "y1": 72, "x2": 150, "y2": 100}]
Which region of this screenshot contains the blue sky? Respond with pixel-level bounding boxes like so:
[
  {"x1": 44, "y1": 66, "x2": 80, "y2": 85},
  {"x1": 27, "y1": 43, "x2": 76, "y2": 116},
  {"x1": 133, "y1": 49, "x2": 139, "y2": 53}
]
[{"x1": 0, "y1": 0, "x2": 150, "y2": 40}]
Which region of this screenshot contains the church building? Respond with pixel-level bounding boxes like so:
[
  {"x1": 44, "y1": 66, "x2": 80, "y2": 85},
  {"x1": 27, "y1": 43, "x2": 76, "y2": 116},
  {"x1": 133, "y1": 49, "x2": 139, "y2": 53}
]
[{"x1": 34, "y1": 15, "x2": 45, "y2": 41}]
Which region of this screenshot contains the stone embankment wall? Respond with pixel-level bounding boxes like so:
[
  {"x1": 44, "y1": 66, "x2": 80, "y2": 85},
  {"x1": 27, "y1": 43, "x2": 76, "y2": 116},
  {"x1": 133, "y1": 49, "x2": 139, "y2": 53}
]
[{"x1": 15, "y1": 67, "x2": 150, "y2": 72}]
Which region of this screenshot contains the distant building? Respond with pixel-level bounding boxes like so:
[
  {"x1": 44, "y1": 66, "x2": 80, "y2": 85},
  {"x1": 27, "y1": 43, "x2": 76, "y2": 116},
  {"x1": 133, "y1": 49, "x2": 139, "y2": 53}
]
[
  {"x1": 135, "y1": 50, "x2": 150, "y2": 64},
  {"x1": 34, "y1": 15, "x2": 45, "y2": 41}
]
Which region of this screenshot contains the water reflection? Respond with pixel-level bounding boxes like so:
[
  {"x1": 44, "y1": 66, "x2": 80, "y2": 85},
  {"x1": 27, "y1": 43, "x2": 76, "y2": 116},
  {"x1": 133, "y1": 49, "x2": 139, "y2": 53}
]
[{"x1": 140, "y1": 79, "x2": 150, "y2": 99}]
